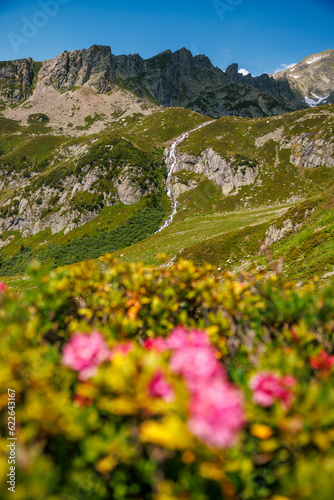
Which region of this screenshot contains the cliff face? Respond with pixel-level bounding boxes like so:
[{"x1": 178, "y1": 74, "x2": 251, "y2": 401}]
[
  {"x1": 289, "y1": 132, "x2": 334, "y2": 169},
  {"x1": 172, "y1": 148, "x2": 259, "y2": 197},
  {"x1": 0, "y1": 45, "x2": 310, "y2": 118},
  {"x1": 39, "y1": 45, "x2": 117, "y2": 93},
  {"x1": 117, "y1": 48, "x2": 304, "y2": 118},
  {"x1": 0, "y1": 58, "x2": 35, "y2": 105}
]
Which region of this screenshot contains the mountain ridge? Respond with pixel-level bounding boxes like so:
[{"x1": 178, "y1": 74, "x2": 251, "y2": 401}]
[{"x1": 4, "y1": 45, "x2": 332, "y2": 123}]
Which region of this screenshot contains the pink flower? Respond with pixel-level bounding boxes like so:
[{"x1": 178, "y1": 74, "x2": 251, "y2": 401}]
[
  {"x1": 165, "y1": 326, "x2": 245, "y2": 448},
  {"x1": 249, "y1": 372, "x2": 297, "y2": 410},
  {"x1": 167, "y1": 327, "x2": 225, "y2": 389},
  {"x1": 143, "y1": 337, "x2": 168, "y2": 352},
  {"x1": 167, "y1": 326, "x2": 210, "y2": 350},
  {"x1": 110, "y1": 342, "x2": 134, "y2": 359},
  {"x1": 170, "y1": 346, "x2": 225, "y2": 389},
  {"x1": 310, "y1": 350, "x2": 334, "y2": 372},
  {"x1": 0, "y1": 282, "x2": 6, "y2": 292},
  {"x1": 188, "y1": 378, "x2": 245, "y2": 448},
  {"x1": 148, "y1": 370, "x2": 175, "y2": 403},
  {"x1": 62, "y1": 331, "x2": 110, "y2": 381}
]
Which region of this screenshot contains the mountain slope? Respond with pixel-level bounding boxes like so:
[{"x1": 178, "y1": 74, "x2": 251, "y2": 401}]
[
  {"x1": 110, "y1": 105, "x2": 334, "y2": 278},
  {"x1": 1, "y1": 104, "x2": 333, "y2": 279}
]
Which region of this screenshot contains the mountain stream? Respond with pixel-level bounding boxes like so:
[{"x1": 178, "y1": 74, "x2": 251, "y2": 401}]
[{"x1": 156, "y1": 120, "x2": 214, "y2": 233}]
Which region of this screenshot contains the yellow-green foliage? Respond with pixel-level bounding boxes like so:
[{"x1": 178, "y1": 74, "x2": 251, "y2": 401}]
[{"x1": 1, "y1": 257, "x2": 334, "y2": 499}]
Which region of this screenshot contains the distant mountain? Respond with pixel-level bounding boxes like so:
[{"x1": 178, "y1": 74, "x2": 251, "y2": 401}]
[
  {"x1": 0, "y1": 45, "x2": 315, "y2": 123},
  {"x1": 273, "y1": 49, "x2": 334, "y2": 107},
  {"x1": 0, "y1": 46, "x2": 333, "y2": 134}
]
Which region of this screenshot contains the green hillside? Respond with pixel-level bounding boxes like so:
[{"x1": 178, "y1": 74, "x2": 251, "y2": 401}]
[{"x1": 0, "y1": 105, "x2": 334, "y2": 283}]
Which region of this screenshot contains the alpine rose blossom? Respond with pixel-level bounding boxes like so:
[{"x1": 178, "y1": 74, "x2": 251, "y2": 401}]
[
  {"x1": 166, "y1": 327, "x2": 244, "y2": 448},
  {"x1": 249, "y1": 372, "x2": 297, "y2": 410},
  {"x1": 188, "y1": 378, "x2": 245, "y2": 448},
  {"x1": 62, "y1": 331, "x2": 110, "y2": 381},
  {"x1": 310, "y1": 350, "x2": 334, "y2": 372},
  {"x1": 168, "y1": 327, "x2": 226, "y2": 389},
  {"x1": 143, "y1": 337, "x2": 168, "y2": 352},
  {"x1": 167, "y1": 326, "x2": 211, "y2": 350},
  {"x1": 148, "y1": 370, "x2": 175, "y2": 403},
  {"x1": 170, "y1": 346, "x2": 225, "y2": 389}
]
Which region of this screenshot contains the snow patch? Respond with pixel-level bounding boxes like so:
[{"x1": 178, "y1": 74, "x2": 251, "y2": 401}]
[
  {"x1": 305, "y1": 94, "x2": 330, "y2": 107},
  {"x1": 238, "y1": 68, "x2": 250, "y2": 76},
  {"x1": 306, "y1": 55, "x2": 322, "y2": 65},
  {"x1": 306, "y1": 53, "x2": 329, "y2": 65}
]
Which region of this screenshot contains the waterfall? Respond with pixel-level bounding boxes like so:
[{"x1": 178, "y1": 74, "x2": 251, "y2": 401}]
[{"x1": 156, "y1": 120, "x2": 214, "y2": 233}]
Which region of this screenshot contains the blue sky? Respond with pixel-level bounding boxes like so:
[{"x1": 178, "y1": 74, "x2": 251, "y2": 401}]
[{"x1": 0, "y1": 0, "x2": 333, "y2": 75}]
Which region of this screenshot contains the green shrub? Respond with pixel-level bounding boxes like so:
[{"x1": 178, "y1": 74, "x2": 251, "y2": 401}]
[
  {"x1": 27, "y1": 113, "x2": 50, "y2": 124},
  {"x1": 70, "y1": 192, "x2": 104, "y2": 213}
]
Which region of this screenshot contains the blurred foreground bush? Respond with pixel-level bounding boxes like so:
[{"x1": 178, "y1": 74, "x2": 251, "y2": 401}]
[{"x1": 1, "y1": 256, "x2": 334, "y2": 499}]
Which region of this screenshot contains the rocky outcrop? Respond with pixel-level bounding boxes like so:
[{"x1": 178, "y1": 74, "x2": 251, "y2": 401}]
[
  {"x1": 41, "y1": 45, "x2": 116, "y2": 93},
  {"x1": 25, "y1": 206, "x2": 98, "y2": 237},
  {"x1": 289, "y1": 132, "x2": 334, "y2": 169},
  {"x1": 117, "y1": 167, "x2": 145, "y2": 205},
  {"x1": 263, "y1": 219, "x2": 301, "y2": 247},
  {"x1": 171, "y1": 178, "x2": 198, "y2": 198},
  {"x1": 0, "y1": 235, "x2": 14, "y2": 249},
  {"x1": 173, "y1": 148, "x2": 259, "y2": 196},
  {"x1": 255, "y1": 127, "x2": 284, "y2": 148},
  {"x1": 0, "y1": 176, "x2": 103, "y2": 237},
  {"x1": 262, "y1": 207, "x2": 317, "y2": 248}
]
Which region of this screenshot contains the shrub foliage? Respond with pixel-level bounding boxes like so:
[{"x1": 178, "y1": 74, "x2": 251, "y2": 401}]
[{"x1": 1, "y1": 258, "x2": 334, "y2": 499}]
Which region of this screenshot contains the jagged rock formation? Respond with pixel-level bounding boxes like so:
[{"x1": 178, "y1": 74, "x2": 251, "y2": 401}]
[
  {"x1": 225, "y1": 63, "x2": 302, "y2": 107},
  {"x1": 263, "y1": 219, "x2": 302, "y2": 247},
  {"x1": 0, "y1": 45, "x2": 318, "y2": 119},
  {"x1": 255, "y1": 128, "x2": 334, "y2": 169},
  {"x1": 262, "y1": 207, "x2": 317, "y2": 248},
  {"x1": 41, "y1": 45, "x2": 117, "y2": 93}
]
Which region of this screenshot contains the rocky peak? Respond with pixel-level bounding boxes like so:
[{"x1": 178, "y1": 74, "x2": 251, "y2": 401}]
[
  {"x1": 273, "y1": 49, "x2": 334, "y2": 104},
  {"x1": 115, "y1": 53, "x2": 145, "y2": 79},
  {"x1": 41, "y1": 45, "x2": 115, "y2": 93},
  {"x1": 225, "y1": 63, "x2": 240, "y2": 79}
]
